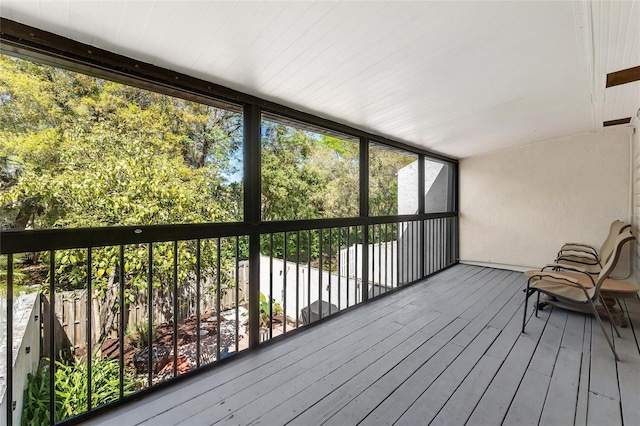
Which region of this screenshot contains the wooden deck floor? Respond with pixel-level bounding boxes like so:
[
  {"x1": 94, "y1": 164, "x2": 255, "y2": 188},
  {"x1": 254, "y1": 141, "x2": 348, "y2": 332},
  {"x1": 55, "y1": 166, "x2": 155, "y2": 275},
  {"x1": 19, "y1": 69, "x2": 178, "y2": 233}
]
[{"x1": 85, "y1": 264, "x2": 640, "y2": 426}]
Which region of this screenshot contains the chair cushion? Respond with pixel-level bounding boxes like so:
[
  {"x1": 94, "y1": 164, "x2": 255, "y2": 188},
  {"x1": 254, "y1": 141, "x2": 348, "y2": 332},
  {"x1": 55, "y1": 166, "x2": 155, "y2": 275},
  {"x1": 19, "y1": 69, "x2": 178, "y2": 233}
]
[
  {"x1": 529, "y1": 278, "x2": 594, "y2": 303},
  {"x1": 526, "y1": 270, "x2": 640, "y2": 297}
]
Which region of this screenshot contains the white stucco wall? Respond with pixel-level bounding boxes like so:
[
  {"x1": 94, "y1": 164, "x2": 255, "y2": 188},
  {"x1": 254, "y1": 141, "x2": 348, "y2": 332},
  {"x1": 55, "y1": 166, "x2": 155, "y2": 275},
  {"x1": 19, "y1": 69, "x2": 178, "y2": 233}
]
[
  {"x1": 0, "y1": 293, "x2": 40, "y2": 426},
  {"x1": 397, "y1": 159, "x2": 447, "y2": 215},
  {"x1": 460, "y1": 127, "x2": 632, "y2": 270},
  {"x1": 259, "y1": 255, "x2": 361, "y2": 322},
  {"x1": 397, "y1": 161, "x2": 419, "y2": 215}
]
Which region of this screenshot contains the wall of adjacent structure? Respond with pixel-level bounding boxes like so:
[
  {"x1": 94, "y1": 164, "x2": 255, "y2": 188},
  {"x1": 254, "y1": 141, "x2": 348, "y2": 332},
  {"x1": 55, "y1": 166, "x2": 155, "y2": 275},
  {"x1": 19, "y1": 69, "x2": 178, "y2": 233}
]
[
  {"x1": 459, "y1": 127, "x2": 632, "y2": 271},
  {"x1": 0, "y1": 293, "x2": 40, "y2": 426}
]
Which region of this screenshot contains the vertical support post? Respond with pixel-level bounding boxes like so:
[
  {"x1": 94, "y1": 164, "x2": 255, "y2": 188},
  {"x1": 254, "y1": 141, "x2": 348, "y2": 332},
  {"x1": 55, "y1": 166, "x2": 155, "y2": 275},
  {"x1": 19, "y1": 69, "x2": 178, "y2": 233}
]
[
  {"x1": 244, "y1": 103, "x2": 262, "y2": 348},
  {"x1": 283, "y1": 231, "x2": 287, "y2": 332},
  {"x1": 398, "y1": 221, "x2": 402, "y2": 286},
  {"x1": 346, "y1": 227, "x2": 350, "y2": 307},
  {"x1": 318, "y1": 229, "x2": 323, "y2": 319},
  {"x1": 147, "y1": 243, "x2": 153, "y2": 386},
  {"x1": 337, "y1": 228, "x2": 341, "y2": 311},
  {"x1": 195, "y1": 240, "x2": 201, "y2": 367},
  {"x1": 418, "y1": 154, "x2": 426, "y2": 279},
  {"x1": 451, "y1": 162, "x2": 459, "y2": 262},
  {"x1": 373, "y1": 223, "x2": 380, "y2": 293},
  {"x1": 295, "y1": 231, "x2": 300, "y2": 328},
  {"x1": 390, "y1": 223, "x2": 395, "y2": 288},
  {"x1": 49, "y1": 251, "x2": 55, "y2": 426},
  {"x1": 371, "y1": 225, "x2": 376, "y2": 296},
  {"x1": 307, "y1": 230, "x2": 311, "y2": 322},
  {"x1": 269, "y1": 234, "x2": 273, "y2": 339},
  {"x1": 328, "y1": 230, "x2": 331, "y2": 314},
  {"x1": 235, "y1": 237, "x2": 240, "y2": 352},
  {"x1": 119, "y1": 245, "x2": 125, "y2": 397},
  {"x1": 86, "y1": 248, "x2": 93, "y2": 411},
  {"x1": 360, "y1": 137, "x2": 369, "y2": 302},
  {"x1": 384, "y1": 223, "x2": 388, "y2": 290},
  {"x1": 172, "y1": 241, "x2": 178, "y2": 376},
  {"x1": 6, "y1": 254, "x2": 13, "y2": 426},
  {"x1": 216, "y1": 237, "x2": 221, "y2": 358}
]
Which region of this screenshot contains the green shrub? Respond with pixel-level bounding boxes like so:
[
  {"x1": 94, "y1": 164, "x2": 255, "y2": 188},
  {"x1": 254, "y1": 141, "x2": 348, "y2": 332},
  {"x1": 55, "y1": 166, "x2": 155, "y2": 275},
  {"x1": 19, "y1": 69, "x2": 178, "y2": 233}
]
[
  {"x1": 22, "y1": 356, "x2": 138, "y2": 425},
  {"x1": 259, "y1": 292, "x2": 283, "y2": 327},
  {"x1": 126, "y1": 321, "x2": 159, "y2": 349}
]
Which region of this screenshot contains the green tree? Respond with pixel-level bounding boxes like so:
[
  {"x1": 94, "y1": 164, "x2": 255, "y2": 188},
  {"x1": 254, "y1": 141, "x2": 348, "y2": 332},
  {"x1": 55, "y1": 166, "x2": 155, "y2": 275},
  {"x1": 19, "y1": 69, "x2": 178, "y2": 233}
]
[
  {"x1": 260, "y1": 122, "x2": 323, "y2": 221},
  {"x1": 309, "y1": 136, "x2": 359, "y2": 218},
  {"x1": 0, "y1": 57, "x2": 242, "y2": 230},
  {"x1": 0, "y1": 55, "x2": 242, "y2": 340}
]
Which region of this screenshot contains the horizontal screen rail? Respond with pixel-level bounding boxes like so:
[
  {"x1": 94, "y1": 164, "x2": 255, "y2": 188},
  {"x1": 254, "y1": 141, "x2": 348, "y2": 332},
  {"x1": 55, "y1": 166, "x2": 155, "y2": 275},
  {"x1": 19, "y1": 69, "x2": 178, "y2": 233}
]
[{"x1": 1, "y1": 213, "x2": 457, "y2": 254}]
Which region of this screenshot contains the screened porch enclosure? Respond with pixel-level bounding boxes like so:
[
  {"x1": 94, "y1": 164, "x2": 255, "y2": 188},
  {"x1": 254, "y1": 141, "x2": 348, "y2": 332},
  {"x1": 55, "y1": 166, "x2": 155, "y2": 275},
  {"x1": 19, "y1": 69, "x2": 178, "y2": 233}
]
[
  {"x1": 2, "y1": 1, "x2": 639, "y2": 424},
  {"x1": 0, "y1": 18, "x2": 458, "y2": 426}
]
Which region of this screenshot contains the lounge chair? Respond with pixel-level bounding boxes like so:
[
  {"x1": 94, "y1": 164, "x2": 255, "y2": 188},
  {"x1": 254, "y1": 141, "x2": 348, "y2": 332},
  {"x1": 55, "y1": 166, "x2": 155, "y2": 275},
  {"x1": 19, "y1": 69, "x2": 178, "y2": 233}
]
[
  {"x1": 530, "y1": 261, "x2": 640, "y2": 327},
  {"x1": 554, "y1": 219, "x2": 630, "y2": 274},
  {"x1": 522, "y1": 228, "x2": 635, "y2": 361}
]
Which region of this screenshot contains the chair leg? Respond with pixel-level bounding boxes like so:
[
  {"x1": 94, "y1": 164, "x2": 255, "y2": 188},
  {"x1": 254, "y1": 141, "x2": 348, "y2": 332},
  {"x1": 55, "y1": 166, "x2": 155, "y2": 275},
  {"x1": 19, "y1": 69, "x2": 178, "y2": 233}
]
[
  {"x1": 522, "y1": 284, "x2": 531, "y2": 333},
  {"x1": 617, "y1": 297, "x2": 630, "y2": 326},
  {"x1": 589, "y1": 299, "x2": 620, "y2": 361},
  {"x1": 599, "y1": 295, "x2": 621, "y2": 337},
  {"x1": 535, "y1": 292, "x2": 540, "y2": 317}
]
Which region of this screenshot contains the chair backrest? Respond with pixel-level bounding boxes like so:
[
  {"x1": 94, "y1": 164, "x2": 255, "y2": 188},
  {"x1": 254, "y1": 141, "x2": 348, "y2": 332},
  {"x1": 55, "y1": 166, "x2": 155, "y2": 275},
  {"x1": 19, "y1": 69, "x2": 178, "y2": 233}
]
[
  {"x1": 599, "y1": 220, "x2": 631, "y2": 264},
  {"x1": 594, "y1": 228, "x2": 635, "y2": 299}
]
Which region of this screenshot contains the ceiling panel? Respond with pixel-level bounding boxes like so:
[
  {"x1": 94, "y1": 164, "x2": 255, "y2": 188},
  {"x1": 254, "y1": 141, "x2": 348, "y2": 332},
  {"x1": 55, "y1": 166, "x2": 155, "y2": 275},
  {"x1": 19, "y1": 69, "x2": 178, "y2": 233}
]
[
  {"x1": 1, "y1": 0, "x2": 638, "y2": 158},
  {"x1": 67, "y1": 1, "x2": 98, "y2": 45},
  {"x1": 92, "y1": 1, "x2": 127, "y2": 53}
]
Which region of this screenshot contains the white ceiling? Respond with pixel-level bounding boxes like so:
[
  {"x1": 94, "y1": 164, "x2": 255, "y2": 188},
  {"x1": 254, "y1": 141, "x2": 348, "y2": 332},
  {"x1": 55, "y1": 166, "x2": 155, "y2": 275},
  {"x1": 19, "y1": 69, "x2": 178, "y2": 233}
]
[{"x1": 1, "y1": 1, "x2": 639, "y2": 159}]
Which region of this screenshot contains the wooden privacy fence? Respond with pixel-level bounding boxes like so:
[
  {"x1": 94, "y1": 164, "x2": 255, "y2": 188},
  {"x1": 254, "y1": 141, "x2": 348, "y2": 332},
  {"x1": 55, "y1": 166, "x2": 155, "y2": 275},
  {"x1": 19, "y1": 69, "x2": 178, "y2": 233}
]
[{"x1": 50, "y1": 262, "x2": 249, "y2": 350}]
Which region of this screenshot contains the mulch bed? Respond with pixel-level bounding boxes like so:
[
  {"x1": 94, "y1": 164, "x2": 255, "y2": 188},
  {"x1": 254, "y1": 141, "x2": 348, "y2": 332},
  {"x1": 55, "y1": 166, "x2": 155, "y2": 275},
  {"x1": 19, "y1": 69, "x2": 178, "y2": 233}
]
[
  {"x1": 101, "y1": 313, "x2": 218, "y2": 369},
  {"x1": 99, "y1": 310, "x2": 295, "y2": 386}
]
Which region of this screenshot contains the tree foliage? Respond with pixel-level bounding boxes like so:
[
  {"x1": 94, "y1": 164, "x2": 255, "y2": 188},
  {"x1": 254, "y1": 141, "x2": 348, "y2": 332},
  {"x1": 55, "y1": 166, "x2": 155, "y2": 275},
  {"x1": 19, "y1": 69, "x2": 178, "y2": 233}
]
[
  {"x1": 0, "y1": 55, "x2": 242, "y2": 230},
  {"x1": 0, "y1": 54, "x2": 415, "y2": 294},
  {"x1": 260, "y1": 122, "x2": 323, "y2": 221},
  {"x1": 0, "y1": 55, "x2": 242, "y2": 325}
]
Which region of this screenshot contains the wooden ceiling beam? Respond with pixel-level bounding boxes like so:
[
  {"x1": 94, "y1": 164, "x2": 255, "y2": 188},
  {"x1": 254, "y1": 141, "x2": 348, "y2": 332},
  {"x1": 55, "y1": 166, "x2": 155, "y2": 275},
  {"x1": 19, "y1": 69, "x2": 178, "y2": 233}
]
[
  {"x1": 603, "y1": 117, "x2": 632, "y2": 127},
  {"x1": 606, "y1": 66, "x2": 640, "y2": 88}
]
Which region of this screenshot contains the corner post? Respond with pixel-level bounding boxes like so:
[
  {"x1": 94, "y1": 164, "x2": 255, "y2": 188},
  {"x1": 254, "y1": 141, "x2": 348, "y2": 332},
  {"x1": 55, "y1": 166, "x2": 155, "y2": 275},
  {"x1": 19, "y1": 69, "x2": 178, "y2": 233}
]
[
  {"x1": 418, "y1": 154, "x2": 426, "y2": 278},
  {"x1": 244, "y1": 104, "x2": 262, "y2": 348},
  {"x1": 360, "y1": 137, "x2": 369, "y2": 302}
]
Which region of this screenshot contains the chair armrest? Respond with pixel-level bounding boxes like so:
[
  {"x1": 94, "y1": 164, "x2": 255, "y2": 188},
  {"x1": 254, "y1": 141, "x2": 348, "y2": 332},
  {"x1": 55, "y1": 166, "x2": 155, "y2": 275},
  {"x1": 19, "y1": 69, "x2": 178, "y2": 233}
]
[
  {"x1": 542, "y1": 263, "x2": 596, "y2": 287},
  {"x1": 528, "y1": 272, "x2": 579, "y2": 285},
  {"x1": 543, "y1": 263, "x2": 588, "y2": 274},
  {"x1": 528, "y1": 272, "x2": 594, "y2": 295}
]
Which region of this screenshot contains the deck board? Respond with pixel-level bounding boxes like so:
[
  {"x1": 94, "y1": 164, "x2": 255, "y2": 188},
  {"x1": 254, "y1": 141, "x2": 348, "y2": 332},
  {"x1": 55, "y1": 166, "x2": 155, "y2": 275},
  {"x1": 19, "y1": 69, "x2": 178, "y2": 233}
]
[
  {"x1": 502, "y1": 307, "x2": 569, "y2": 426},
  {"x1": 84, "y1": 265, "x2": 640, "y2": 426},
  {"x1": 618, "y1": 297, "x2": 640, "y2": 425},
  {"x1": 538, "y1": 311, "x2": 584, "y2": 426},
  {"x1": 574, "y1": 317, "x2": 592, "y2": 426}
]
